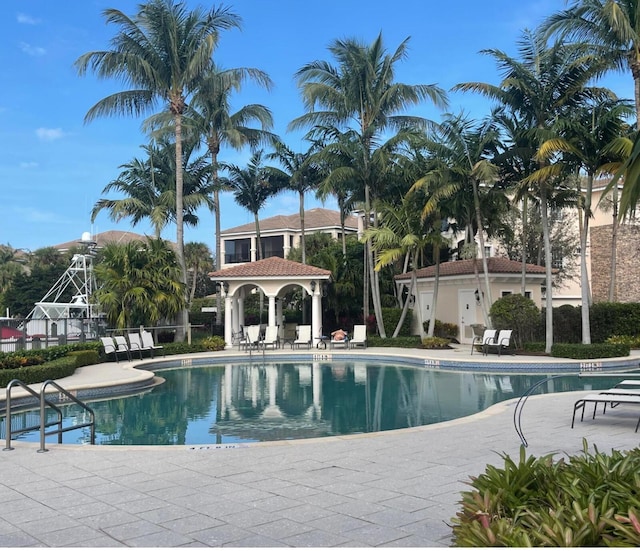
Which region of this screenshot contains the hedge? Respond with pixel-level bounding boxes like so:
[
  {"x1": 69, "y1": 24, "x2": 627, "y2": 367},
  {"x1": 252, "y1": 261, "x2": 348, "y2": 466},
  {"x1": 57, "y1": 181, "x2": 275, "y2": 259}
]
[
  {"x1": 551, "y1": 342, "x2": 630, "y2": 359},
  {"x1": 0, "y1": 355, "x2": 78, "y2": 388}
]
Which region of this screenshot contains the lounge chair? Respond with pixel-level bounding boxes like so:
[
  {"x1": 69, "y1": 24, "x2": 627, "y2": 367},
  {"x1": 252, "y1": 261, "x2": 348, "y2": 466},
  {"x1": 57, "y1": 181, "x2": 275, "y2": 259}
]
[
  {"x1": 245, "y1": 325, "x2": 261, "y2": 351},
  {"x1": 261, "y1": 325, "x2": 279, "y2": 350},
  {"x1": 483, "y1": 329, "x2": 512, "y2": 356},
  {"x1": 330, "y1": 329, "x2": 349, "y2": 349},
  {"x1": 470, "y1": 324, "x2": 486, "y2": 355},
  {"x1": 232, "y1": 325, "x2": 245, "y2": 348},
  {"x1": 141, "y1": 330, "x2": 164, "y2": 357},
  {"x1": 350, "y1": 325, "x2": 367, "y2": 349},
  {"x1": 472, "y1": 329, "x2": 496, "y2": 355},
  {"x1": 100, "y1": 336, "x2": 127, "y2": 362},
  {"x1": 281, "y1": 323, "x2": 297, "y2": 348},
  {"x1": 128, "y1": 332, "x2": 151, "y2": 359},
  {"x1": 293, "y1": 325, "x2": 312, "y2": 349},
  {"x1": 572, "y1": 391, "x2": 640, "y2": 432}
]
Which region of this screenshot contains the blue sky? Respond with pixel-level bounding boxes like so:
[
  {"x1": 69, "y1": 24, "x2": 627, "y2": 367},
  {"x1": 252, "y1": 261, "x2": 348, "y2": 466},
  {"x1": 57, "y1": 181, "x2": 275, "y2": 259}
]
[{"x1": 1, "y1": 0, "x2": 634, "y2": 253}]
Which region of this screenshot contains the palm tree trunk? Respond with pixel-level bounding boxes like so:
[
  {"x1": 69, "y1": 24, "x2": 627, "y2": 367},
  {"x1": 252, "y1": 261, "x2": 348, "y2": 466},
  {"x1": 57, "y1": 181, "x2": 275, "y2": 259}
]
[
  {"x1": 609, "y1": 185, "x2": 619, "y2": 301},
  {"x1": 299, "y1": 190, "x2": 306, "y2": 264},
  {"x1": 520, "y1": 194, "x2": 527, "y2": 294},
  {"x1": 427, "y1": 245, "x2": 441, "y2": 339},
  {"x1": 254, "y1": 213, "x2": 263, "y2": 260},
  {"x1": 580, "y1": 174, "x2": 592, "y2": 344},
  {"x1": 541, "y1": 185, "x2": 554, "y2": 354},
  {"x1": 472, "y1": 179, "x2": 493, "y2": 313},
  {"x1": 214, "y1": 187, "x2": 222, "y2": 328},
  {"x1": 174, "y1": 113, "x2": 188, "y2": 342},
  {"x1": 393, "y1": 265, "x2": 415, "y2": 338},
  {"x1": 366, "y1": 189, "x2": 385, "y2": 337}
]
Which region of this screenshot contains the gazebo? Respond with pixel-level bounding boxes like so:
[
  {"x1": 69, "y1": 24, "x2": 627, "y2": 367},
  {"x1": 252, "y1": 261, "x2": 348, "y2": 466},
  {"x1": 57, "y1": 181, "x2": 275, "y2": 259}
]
[{"x1": 208, "y1": 257, "x2": 332, "y2": 348}]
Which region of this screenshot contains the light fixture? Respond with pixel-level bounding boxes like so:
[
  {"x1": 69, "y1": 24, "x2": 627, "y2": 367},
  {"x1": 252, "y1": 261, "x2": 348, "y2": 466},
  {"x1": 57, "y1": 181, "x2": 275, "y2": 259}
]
[
  {"x1": 223, "y1": 282, "x2": 229, "y2": 294},
  {"x1": 310, "y1": 280, "x2": 316, "y2": 292},
  {"x1": 474, "y1": 289, "x2": 481, "y2": 304}
]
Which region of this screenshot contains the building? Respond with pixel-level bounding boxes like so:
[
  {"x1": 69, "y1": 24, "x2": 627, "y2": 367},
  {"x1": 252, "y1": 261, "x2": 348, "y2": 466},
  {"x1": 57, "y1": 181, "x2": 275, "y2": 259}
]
[{"x1": 219, "y1": 208, "x2": 359, "y2": 269}]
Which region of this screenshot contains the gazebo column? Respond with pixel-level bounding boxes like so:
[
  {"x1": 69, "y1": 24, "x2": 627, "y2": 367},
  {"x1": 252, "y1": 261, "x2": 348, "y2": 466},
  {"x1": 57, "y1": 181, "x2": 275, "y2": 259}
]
[
  {"x1": 311, "y1": 288, "x2": 322, "y2": 345},
  {"x1": 276, "y1": 298, "x2": 283, "y2": 326},
  {"x1": 237, "y1": 293, "x2": 245, "y2": 329},
  {"x1": 224, "y1": 294, "x2": 233, "y2": 348},
  {"x1": 268, "y1": 295, "x2": 276, "y2": 327}
]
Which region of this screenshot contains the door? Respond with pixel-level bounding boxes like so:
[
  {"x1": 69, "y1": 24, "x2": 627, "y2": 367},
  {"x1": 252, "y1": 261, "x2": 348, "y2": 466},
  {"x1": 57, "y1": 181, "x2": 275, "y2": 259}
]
[
  {"x1": 419, "y1": 291, "x2": 433, "y2": 333},
  {"x1": 458, "y1": 289, "x2": 477, "y2": 344}
]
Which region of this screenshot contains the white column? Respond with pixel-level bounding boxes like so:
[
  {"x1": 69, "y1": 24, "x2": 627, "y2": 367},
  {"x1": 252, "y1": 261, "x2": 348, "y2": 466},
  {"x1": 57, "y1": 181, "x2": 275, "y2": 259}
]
[
  {"x1": 250, "y1": 236, "x2": 257, "y2": 262},
  {"x1": 311, "y1": 287, "x2": 322, "y2": 343},
  {"x1": 224, "y1": 295, "x2": 233, "y2": 348},
  {"x1": 268, "y1": 295, "x2": 276, "y2": 327}
]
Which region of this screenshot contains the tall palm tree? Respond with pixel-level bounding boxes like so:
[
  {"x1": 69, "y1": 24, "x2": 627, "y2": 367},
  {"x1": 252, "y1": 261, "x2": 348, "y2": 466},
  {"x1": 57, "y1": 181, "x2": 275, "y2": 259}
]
[
  {"x1": 75, "y1": 0, "x2": 240, "y2": 339},
  {"x1": 222, "y1": 150, "x2": 288, "y2": 260},
  {"x1": 541, "y1": 0, "x2": 640, "y2": 129},
  {"x1": 455, "y1": 29, "x2": 605, "y2": 352},
  {"x1": 267, "y1": 140, "x2": 322, "y2": 264},
  {"x1": 184, "y1": 242, "x2": 214, "y2": 306},
  {"x1": 91, "y1": 138, "x2": 215, "y2": 238},
  {"x1": 290, "y1": 33, "x2": 448, "y2": 337}
]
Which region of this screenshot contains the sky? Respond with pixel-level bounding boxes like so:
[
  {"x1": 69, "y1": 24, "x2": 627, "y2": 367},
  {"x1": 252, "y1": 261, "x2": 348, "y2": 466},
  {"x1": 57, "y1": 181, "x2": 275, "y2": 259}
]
[{"x1": 1, "y1": 0, "x2": 635, "y2": 254}]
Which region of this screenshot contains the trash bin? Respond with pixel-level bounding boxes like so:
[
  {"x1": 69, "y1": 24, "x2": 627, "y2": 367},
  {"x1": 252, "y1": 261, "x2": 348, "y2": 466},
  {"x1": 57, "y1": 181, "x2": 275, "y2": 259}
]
[{"x1": 58, "y1": 334, "x2": 67, "y2": 346}]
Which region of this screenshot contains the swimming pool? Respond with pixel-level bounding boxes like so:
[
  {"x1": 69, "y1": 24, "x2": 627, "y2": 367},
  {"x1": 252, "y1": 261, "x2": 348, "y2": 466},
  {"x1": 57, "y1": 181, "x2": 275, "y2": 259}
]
[{"x1": 1, "y1": 360, "x2": 629, "y2": 446}]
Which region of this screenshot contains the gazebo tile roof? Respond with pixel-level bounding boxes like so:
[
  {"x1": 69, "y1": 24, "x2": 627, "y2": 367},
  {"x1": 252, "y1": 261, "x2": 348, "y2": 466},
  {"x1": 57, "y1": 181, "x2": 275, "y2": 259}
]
[
  {"x1": 208, "y1": 256, "x2": 331, "y2": 279},
  {"x1": 395, "y1": 257, "x2": 548, "y2": 280}
]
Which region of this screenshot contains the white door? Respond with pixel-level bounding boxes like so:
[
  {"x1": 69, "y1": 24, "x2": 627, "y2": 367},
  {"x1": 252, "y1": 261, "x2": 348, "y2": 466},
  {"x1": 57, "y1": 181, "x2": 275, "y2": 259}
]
[{"x1": 458, "y1": 289, "x2": 477, "y2": 344}]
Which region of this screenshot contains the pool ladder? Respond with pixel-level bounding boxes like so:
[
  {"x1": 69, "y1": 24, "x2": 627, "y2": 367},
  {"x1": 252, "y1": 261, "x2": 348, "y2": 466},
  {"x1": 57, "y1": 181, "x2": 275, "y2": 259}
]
[{"x1": 2, "y1": 379, "x2": 96, "y2": 452}]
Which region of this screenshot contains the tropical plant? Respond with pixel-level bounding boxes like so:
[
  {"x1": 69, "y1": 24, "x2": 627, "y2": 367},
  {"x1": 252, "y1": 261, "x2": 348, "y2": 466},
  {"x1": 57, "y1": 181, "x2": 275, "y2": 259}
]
[
  {"x1": 222, "y1": 149, "x2": 288, "y2": 260},
  {"x1": 290, "y1": 32, "x2": 448, "y2": 337},
  {"x1": 93, "y1": 238, "x2": 185, "y2": 329},
  {"x1": 184, "y1": 242, "x2": 214, "y2": 305},
  {"x1": 75, "y1": 0, "x2": 240, "y2": 340},
  {"x1": 91, "y1": 138, "x2": 215, "y2": 238}
]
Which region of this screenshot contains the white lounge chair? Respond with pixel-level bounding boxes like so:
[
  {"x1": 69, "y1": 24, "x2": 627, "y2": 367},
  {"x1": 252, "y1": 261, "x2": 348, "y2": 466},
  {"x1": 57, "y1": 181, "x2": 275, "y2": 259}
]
[
  {"x1": 483, "y1": 329, "x2": 512, "y2": 356},
  {"x1": 572, "y1": 391, "x2": 640, "y2": 432},
  {"x1": 128, "y1": 332, "x2": 151, "y2": 359},
  {"x1": 330, "y1": 329, "x2": 349, "y2": 349},
  {"x1": 293, "y1": 325, "x2": 312, "y2": 349},
  {"x1": 350, "y1": 325, "x2": 367, "y2": 349},
  {"x1": 471, "y1": 326, "x2": 491, "y2": 355},
  {"x1": 100, "y1": 336, "x2": 127, "y2": 362},
  {"x1": 261, "y1": 325, "x2": 279, "y2": 350},
  {"x1": 141, "y1": 330, "x2": 164, "y2": 357},
  {"x1": 245, "y1": 325, "x2": 261, "y2": 351}
]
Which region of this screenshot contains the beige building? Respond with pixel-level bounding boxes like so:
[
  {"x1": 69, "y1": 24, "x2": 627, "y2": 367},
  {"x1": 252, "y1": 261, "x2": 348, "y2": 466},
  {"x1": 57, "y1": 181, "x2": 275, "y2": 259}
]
[{"x1": 219, "y1": 208, "x2": 359, "y2": 269}]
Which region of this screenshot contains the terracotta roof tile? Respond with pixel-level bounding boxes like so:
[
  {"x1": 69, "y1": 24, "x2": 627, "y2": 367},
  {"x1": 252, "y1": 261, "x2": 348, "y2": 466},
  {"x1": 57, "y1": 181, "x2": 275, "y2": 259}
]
[
  {"x1": 395, "y1": 257, "x2": 548, "y2": 280},
  {"x1": 53, "y1": 230, "x2": 163, "y2": 250},
  {"x1": 221, "y1": 208, "x2": 358, "y2": 235},
  {"x1": 209, "y1": 256, "x2": 332, "y2": 279}
]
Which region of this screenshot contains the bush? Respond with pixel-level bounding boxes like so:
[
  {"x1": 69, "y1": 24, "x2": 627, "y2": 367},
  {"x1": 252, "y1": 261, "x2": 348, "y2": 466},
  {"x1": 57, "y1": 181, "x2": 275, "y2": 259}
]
[
  {"x1": 606, "y1": 334, "x2": 640, "y2": 348},
  {"x1": 490, "y1": 294, "x2": 541, "y2": 349},
  {"x1": 367, "y1": 335, "x2": 421, "y2": 348},
  {"x1": 551, "y1": 342, "x2": 630, "y2": 359},
  {"x1": 421, "y1": 336, "x2": 452, "y2": 349},
  {"x1": 451, "y1": 442, "x2": 640, "y2": 547},
  {"x1": 590, "y1": 302, "x2": 640, "y2": 343},
  {"x1": 422, "y1": 319, "x2": 459, "y2": 340},
  {"x1": 200, "y1": 336, "x2": 226, "y2": 351},
  {"x1": 553, "y1": 304, "x2": 582, "y2": 343},
  {"x1": 0, "y1": 355, "x2": 78, "y2": 388},
  {"x1": 380, "y1": 307, "x2": 413, "y2": 337},
  {"x1": 67, "y1": 350, "x2": 100, "y2": 367}
]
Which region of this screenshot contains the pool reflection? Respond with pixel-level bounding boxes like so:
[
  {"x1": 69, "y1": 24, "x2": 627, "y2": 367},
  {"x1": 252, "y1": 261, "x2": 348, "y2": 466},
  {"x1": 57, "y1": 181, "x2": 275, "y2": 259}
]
[{"x1": 1, "y1": 361, "x2": 622, "y2": 446}]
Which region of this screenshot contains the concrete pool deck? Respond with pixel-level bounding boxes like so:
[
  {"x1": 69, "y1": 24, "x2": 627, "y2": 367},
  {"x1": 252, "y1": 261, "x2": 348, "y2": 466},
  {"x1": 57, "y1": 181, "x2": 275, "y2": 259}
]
[{"x1": 1, "y1": 346, "x2": 640, "y2": 547}]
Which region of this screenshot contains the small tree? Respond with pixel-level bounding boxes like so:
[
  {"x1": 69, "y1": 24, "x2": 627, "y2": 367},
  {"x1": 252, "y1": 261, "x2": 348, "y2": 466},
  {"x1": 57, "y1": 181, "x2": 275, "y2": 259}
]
[{"x1": 489, "y1": 294, "x2": 541, "y2": 350}]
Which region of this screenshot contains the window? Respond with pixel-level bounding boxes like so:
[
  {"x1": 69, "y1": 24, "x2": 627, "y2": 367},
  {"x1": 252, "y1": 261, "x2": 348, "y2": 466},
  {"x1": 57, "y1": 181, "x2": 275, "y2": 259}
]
[
  {"x1": 551, "y1": 248, "x2": 563, "y2": 270},
  {"x1": 261, "y1": 235, "x2": 284, "y2": 259},
  {"x1": 225, "y1": 239, "x2": 251, "y2": 264}
]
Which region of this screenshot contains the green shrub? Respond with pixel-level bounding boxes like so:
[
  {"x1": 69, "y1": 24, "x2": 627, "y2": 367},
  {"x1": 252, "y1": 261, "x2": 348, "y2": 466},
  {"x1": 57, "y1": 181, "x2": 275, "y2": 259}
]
[
  {"x1": 380, "y1": 307, "x2": 413, "y2": 337},
  {"x1": 200, "y1": 336, "x2": 226, "y2": 351},
  {"x1": 606, "y1": 334, "x2": 640, "y2": 348},
  {"x1": 553, "y1": 304, "x2": 582, "y2": 343},
  {"x1": 551, "y1": 342, "x2": 630, "y2": 359},
  {"x1": 0, "y1": 356, "x2": 78, "y2": 388},
  {"x1": 68, "y1": 350, "x2": 100, "y2": 367},
  {"x1": 422, "y1": 319, "x2": 459, "y2": 339},
  {"x1": 162, "y1": 341, "x2": 208, "y2": 355},
  {"x1": 522, "y1": 342, "x2": 546, "y2": 353},
  {"x1": 590, "y1": 302, "x2": 640, "y2": 343},
  {"x1": 367, "y1": 335, "x2": 421, "y2": 348},
  {"x1": 490, "y1": 294, "x2": 541, "y2": 349},
  {"x1": 421, "y1": 336, "x2": 452, "y2": 349},
  {"x1": 451, "y1": 442, "x2": 640, "y2": 547}
]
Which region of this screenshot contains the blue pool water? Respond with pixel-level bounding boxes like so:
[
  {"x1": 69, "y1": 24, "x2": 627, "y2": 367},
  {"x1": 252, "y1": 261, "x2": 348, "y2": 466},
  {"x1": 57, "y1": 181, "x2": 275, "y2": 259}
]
[{"x1": 1, "y1": 360, "x2": 629, "y2": 446}]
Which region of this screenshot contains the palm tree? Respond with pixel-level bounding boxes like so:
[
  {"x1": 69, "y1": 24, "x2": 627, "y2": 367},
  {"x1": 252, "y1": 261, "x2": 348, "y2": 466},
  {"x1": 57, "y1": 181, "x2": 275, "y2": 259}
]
[
  {"x1": 94, "y1": 238, "x2": 185, "y2": 330},
  {"x1": 290, "y1": 33, "x2": 448, "y2": 337},
  {"x1": 267, "y1": 140, "x2": 322, "y2": 264},
  {"x1": 91, "y1": 138, "x2": 215, "y2": 238},
  {"x1": 75, "y1": 0, "x2": 240, "y2": 339},
  {"x1": 541, "y1": 0, "x2": 640, "y2": 129},
  {"x1": 455, "y1": 29, "x2": 605, "y2": 352},
  {"x1": 222, "y1": 150, "x2": 288, "y2": 260},
  {"x1": 184, "y1": 242, "x2": 214, "y2": 306}
]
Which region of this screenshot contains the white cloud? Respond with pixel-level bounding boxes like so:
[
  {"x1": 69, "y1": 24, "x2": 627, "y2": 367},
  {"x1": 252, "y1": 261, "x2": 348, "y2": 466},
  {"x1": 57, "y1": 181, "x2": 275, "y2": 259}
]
[
  {"x1": 20, "y1": 42, "x2": 46, "y2": 56},
  {"x1": 19, "y1": 161, "x2": 39, "y2": 169},
  {"x1": 36, "y1": 128, "x2": 64, "y2": 141},
  {"x1": 15, "y1": 207, "x2": 58, "y2": 223},
  {"x1": 17, "y1": 13, "x2": 40, "y2": 25}
]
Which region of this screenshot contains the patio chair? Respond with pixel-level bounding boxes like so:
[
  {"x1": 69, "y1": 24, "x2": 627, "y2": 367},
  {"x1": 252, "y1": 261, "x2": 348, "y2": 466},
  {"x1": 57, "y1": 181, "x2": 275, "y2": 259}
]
[
  {"x1": 100, "y1": 336, "x2": 125, "y2": 362},
  {"x1": 330, "y1": 328, "x2": 349, "y2": 349},
  {"x1": 281, "y1": 323, "x2": 297, "y2": 348},
  {"x1": 483, "y1": 329, "x2": 512, "y2": 356},
  {"x1": 128, "y1": 332, "x2": 151, "y2": 359},
  {"x1": 472, "y1": 329, "x2": 496, "y2": 356},
  {"x1": 470, "y1": 324, "x2": 486, "y2": 355},
  {"x1": 261, "y1": 325, "x2": 279, "y2": 350},
  {"x1": 349, "y1": 325, "x2": 367, "y2": 349},
  {"x1": 245, "y1": 325, "x2": 261, "y2": 351},
  {"x1": 293, "y1": 325, "x2": 312, "y2": 349},
  {"x1": 113, "y1": 335, "x2": 132, "y2": 361},
  {"x1": 141, "y1": 330, "x2": 165, "y2": 357},
  {"x1": 231, "y1": 325, "x2": 245, "y2": 348}
]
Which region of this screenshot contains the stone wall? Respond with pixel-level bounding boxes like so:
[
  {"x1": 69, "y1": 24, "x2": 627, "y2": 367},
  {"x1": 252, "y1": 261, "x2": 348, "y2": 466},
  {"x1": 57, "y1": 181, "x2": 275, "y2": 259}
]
[{"x1": 590, "y1": 225, "x2": 640, "y2": 303}]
